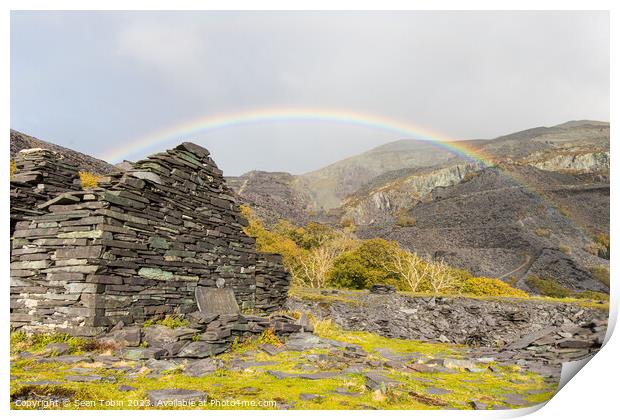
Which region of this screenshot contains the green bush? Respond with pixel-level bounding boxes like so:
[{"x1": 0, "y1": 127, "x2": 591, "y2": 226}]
[
  {"x1": 526, "y1": 276, "x2": 572, "y2": 298},
  {"x1": 459, "y1": 277, "x2": 528, "y2": 297},
  {"x1": 328, "y1": 238, "x2": 401, "y2": 289}
]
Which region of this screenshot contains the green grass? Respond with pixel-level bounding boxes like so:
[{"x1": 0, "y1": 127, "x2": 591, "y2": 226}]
[{"x1": 313, "y1": 319, "x2": 459, "y2": 357}]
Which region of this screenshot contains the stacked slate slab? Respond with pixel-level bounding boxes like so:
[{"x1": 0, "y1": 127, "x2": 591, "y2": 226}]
[
  {"x1": 10, "y1": 148, "x2": 81, "y2": 233},
  {"x1": 255, "y1": 253, "x2": 291, "y2": 313},
  {"x1": 10, "y1": 142, "x2": 291, "y2": 336},
  {"x1": 133, "y1": 312, "x2": 300, "y2": 359}
]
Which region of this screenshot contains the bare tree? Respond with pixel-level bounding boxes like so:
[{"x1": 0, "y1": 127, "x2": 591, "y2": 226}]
[
  {"x1": 381, "y1": 249, "x2": 428, "y2": 292},
  {"x1": 426, "y1": 258, "x2": 455, "y2": 294},
  {"x1": 383, "y1": 249, "x2": 455, "y2": 295},
  {"x1": 298, "y1": 236, "x2": 357, "y2": 288}
]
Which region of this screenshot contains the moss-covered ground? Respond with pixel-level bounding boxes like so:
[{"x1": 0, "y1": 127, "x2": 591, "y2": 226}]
[{"x1": 10, "y1": 321, "x2": 557, "y2": 410}]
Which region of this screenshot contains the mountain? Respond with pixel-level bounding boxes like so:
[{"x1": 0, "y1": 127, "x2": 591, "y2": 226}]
[
  {"x1": 297, "y1": 140, "x2": 462, "y2": 209},
  {"x1": 10, "y1": 129, "x2": 117, "y2": 174},
  {"x1": 227, "y1": 120, "x2": 609, "y2": 291},
  {"x1": 355, "y1": 164, "x2": 609, "y2": 292},
  {"x1": 228, "y1": 120, "x2": 609, "y2": 221}
]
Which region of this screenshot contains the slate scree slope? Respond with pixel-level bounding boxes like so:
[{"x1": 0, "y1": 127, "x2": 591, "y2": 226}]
[{"x1": 10, "y1": 142, "x2": 291, "y2": 336}]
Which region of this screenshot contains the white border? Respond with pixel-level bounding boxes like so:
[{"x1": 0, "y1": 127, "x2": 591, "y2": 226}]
[{"x1": 2, "y1": 2, "x2": 616, "y2": 420}]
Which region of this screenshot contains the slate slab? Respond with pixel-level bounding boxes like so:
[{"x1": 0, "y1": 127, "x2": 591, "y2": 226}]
[
  {"x1": 177, "y1": 341, "x2": 228, "y2": 358},
  {"x1": 195, "y1": 287, "x2": 240, "y2": 315},
  {"x1": 364, "y1": 372, "x2": 401, "y2": 391}
]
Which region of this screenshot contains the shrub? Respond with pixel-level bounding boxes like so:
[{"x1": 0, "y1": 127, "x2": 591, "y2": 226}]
[
  {"x1": 395, "y1": 209, "x2": 416, "y2": 227},
  {"x1": 559, "y1": 245, "x2": 571, "y2": 254},
  {"x1": 459, "y1": 277, "x2": 528, "y2": 298},
  {"x1": 593, "y1": 233, "x2": 610, "y2": 259},
  {"x1": 79, "y1": 171, "x2": 101, "y2": 189},
  {"x1": 10, "y1": 160, "x2": 16, "y2": 178},
  {"x1": 461, "y1": 171, "x2": 477, "y2": 183},
  {"x1": 535, "y1": 228, "x2": 551, "y2": 238},
  {"x1": 240, "y1": 205, "x2": 307, "y2": 282},
  {"x1": 526, "y1": 276, "x2": 572, "y2": 298},
  {"x1": 590, "y1": 265, "x2": 610, "y2": 287},
  {"x1": 230, "y1": 327, "x2": 282, "y2": 353},
  {"x1": 144, "y1": 315, "x2": 189, "y2": 329},
  {"x1": 327, "y1": 238, "x2": 401, "y2": 289}
]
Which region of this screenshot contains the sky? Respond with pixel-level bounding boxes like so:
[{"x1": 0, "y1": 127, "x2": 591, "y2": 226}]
[{"x1": 10, "y1": 11, "x2": 609, "y2": 176}]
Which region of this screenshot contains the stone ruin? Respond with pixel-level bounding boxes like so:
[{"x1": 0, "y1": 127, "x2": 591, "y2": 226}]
[
  {"x1": 10, "y1": 142, "x2": 299, "y2": 357},
  {"x1": 10, "y1": 148, "x2": 81, "y2": 233}
]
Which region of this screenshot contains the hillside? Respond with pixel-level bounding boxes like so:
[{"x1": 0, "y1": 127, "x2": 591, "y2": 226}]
[
  {"x1": 355, "y1": 164, "x2": 609, "y2": 292},
  {"x1": 10, "y1": 129, "x2": 117, "y2": 175},
  {"x1": 227, "y1": 120, "x2": 609, "y2": 292},
  {"x1": 229, "y1": 121, "x2": 609, "y2": 216}
]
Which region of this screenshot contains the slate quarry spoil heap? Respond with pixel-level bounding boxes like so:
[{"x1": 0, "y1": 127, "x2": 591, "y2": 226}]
[{"x1": 10, "y1": 142, "x2": 291, "y2": 337}]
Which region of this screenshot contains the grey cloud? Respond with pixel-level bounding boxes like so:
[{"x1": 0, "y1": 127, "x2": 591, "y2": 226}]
[{"x1": 11, "y1": 11, "x2": 609, "y2": 175}]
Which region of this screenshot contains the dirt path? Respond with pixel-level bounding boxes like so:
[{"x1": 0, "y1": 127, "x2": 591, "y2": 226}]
[{"x1": 498, "y1": 254, "x2": 532, "y2": 279}]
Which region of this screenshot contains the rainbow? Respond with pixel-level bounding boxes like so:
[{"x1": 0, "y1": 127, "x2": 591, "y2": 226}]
[
  {"x1": 101, "y1": 107, "x2": 587, "y2": 240},
  {"x1": 101, "y1": 107, "x2": 494, "y2": 166}
]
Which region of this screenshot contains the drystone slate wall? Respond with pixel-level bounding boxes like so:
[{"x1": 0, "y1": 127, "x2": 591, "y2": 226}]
[
  {"x1": 10, "y1": 148, "x2": 81, "y2": 233},
  {"x1": 10, "y1": 142, "x2": 291, "y2": 335},
  {"x1": 255, "y1": 253, "x2": 291, "y2": 313}
]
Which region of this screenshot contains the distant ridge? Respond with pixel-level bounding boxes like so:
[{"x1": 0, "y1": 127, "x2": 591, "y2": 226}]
[{"x1": 10, "y1": 129, "x2": 117, "y2": 174}]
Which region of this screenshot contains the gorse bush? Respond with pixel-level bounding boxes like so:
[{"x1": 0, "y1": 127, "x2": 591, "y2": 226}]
[
  {"x1": 79, "y1": 171, "x2": 101, "y2": 189},
  {"x1": 460, "y1": 277, "x2": 528, "y2": 297},
  {"x1": 10, "y1": 160, "x2": 16, "y2": 178}
]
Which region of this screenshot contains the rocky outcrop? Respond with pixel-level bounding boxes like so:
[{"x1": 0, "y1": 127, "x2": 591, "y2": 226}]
[
  {"x1": 529, "y1": 151, "x2": 609, "y2": 173},
  {"x1": 342, "y1": 162, "x2": 483, "y2": 226},
  {"x1": 287, "y1": 292, "x2": 607, "y2": 349},
  {"x1": 10, "y1": 142, "x2": 291, "y2": 335}
]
